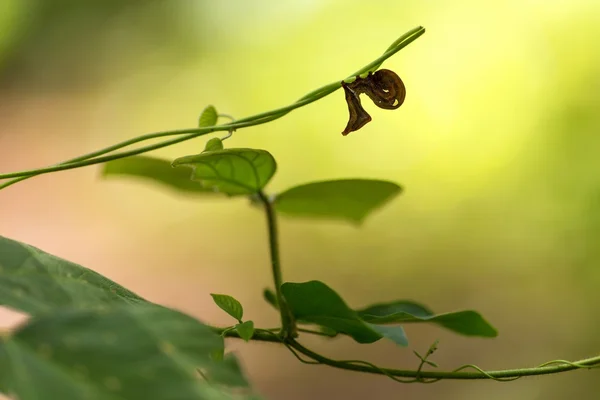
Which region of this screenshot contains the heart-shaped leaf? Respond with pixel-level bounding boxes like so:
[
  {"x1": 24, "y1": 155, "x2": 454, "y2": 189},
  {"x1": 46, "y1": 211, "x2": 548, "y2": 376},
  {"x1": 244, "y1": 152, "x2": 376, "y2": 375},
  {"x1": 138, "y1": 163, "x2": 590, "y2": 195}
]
[
  {"x1": 101, "y1": 155, "x2": 216, "y2": 195},
  {"x1": 0, "y1": 304, "x2": 259, "y2": 400},
  {"x1": 281, "y1": 281, "x2": 407, "y2": 346},
  {"x1": 204, "y1": 137, "x2": 224, "y2": 152},
  {"x1": 357, "y1": 300, "x2": 498, "y2": 337},
  {"x1": 0, "y1": 235, "x2": 147, "y2": 315},
  {"x1": 198, "y1": 105, "x2": 218, "y2": 127},
  {"x1": 274, "y1": 179, "x2": 401, "y2": 224},
  {"x1": 172, "y1": 149, "x2": 277, "y2": 196},
  {"x1": 235, "y1": 321, "x2": 255, "y2": 342},
  {"x1": 211, "y1": 294, "x2": 244, "y2": 322}
]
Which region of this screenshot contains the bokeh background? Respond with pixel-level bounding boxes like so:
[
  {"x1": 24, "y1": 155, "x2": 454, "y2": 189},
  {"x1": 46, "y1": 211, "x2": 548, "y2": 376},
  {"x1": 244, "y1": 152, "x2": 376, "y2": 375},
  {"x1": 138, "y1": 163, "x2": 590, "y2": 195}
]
[{"x1": 1, "y1": 0, "x2": 599, "y2": 399}]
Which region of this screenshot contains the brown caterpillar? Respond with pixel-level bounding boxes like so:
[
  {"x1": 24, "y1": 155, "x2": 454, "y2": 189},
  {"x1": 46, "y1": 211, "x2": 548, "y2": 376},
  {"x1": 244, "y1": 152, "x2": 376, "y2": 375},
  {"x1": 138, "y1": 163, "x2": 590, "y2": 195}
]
[{"x1": 341, "y1": 69, "x2": 406, "y2": 135}]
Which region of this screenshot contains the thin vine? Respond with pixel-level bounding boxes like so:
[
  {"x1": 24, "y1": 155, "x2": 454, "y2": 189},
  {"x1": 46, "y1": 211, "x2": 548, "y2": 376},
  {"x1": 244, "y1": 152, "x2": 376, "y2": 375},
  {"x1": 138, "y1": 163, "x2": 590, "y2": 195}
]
[{"x1": 0, "y1": 26, "x2": 425, "y2": 189}]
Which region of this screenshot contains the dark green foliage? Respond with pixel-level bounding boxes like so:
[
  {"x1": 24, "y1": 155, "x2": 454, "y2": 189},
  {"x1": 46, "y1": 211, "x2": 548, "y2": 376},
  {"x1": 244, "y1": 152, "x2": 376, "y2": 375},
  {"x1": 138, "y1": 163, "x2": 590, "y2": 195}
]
[
  {"x1": 281, "y1": 281, "x2": 408, "y2": 346},
  {"x1": 357, "y1": 300, "x2": 498, "y2": 337},
  {"x1": 0, "y1": 235, "x2": 146, "y2": 315},
  {"x1": 0, "y1": 304, "x2": 257, "y2": 400}
]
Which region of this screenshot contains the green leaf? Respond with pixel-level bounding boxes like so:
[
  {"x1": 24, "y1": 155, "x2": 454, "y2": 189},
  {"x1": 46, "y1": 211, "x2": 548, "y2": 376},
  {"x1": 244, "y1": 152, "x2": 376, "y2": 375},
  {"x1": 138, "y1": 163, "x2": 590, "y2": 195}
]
[
  {"x1": 199, "y1": 105, "x2": 218, "y2": 127},
  {"x1": 0, "y1": 235, "x2": 147, "y2": 315},
  {"x1": 211, "y1": 294, "x2": 244, "y2": 322},
  {"x1": 0, "y1": 304, "x2": 259, "y2": 400},
  {"x1": 204, "y1": 137, "x2": 224, "y2": 152},
  {"x1": 101, "y1": 155, "x2": 215, "y2": 195},
  {"x1": 235, "y1": 321, "x2": 255, "y2": 342},
  {"x1": 357, "y1": 300, "x2": 498, "y2": 338},
  {"x1": 367, "y1": 323, "x2": 408, "y2": 346},
  {"x1": 281, "y1": 281, "x2": 407, "y2": 346},
  {"x1": 274, "y1": 179, "x2": 402, "y2": 224},
  {"x1": 172, "y1": 149, "x2": 277, "y2": 196}
]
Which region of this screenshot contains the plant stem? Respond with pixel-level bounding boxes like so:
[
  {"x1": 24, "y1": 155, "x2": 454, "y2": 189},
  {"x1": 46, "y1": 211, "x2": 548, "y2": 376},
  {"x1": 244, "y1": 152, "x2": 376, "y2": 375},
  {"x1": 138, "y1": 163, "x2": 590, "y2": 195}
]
[
  {"x1": 0, "y1": 26, "x2": 425, "y2": 190},
  {"x1": 215, "y1": 327, "x2": 600, "y2": 381},
  {"x1": 257, "y1": 191, "x2": 296, "y2": 338}
]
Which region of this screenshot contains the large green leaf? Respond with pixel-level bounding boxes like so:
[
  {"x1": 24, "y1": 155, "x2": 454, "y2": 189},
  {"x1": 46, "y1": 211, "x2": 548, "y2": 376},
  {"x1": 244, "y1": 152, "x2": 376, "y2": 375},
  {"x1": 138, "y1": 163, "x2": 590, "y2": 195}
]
[
  {"x1": 0, "y1": 235, "x2": 147, "y2": 315},
  {"x1": 172, "y1": 149, "x2": 277, "y2": 196},
  {"x1": 0, "y1": 304, "x2": 258, "y2": 400},
  {"x1": 274, "y1": 179, "x2": 402, "y2": 224},
  {"x1": 281, "y1": 281, "x2": 407, "y2": 346},
  {"x1": 101, "y1": 155, "x2": 215, "y2": 195},
  {"x1": 357, "y1": 300, "x2": 498, "y2": 337}
]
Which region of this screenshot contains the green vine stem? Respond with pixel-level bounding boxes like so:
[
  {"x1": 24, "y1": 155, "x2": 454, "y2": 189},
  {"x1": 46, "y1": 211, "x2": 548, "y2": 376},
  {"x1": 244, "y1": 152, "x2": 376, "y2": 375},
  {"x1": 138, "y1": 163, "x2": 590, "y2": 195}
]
[
  {"x1": 0, "y1": 26, "x2": 425, "y2": 190},
  {"x1": 214, "y1": 327, "x2": 600, "y2": 382},
  {"x1": 257, "y1": 191, "x2": 297, "y2": 339}
]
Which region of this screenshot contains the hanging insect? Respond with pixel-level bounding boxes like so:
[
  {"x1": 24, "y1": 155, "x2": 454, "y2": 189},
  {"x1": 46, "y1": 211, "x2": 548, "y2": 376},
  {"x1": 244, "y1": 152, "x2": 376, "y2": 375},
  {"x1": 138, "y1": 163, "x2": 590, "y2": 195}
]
[{"x1": 341, "y1": 69, "x2": 406, "y2": 135}]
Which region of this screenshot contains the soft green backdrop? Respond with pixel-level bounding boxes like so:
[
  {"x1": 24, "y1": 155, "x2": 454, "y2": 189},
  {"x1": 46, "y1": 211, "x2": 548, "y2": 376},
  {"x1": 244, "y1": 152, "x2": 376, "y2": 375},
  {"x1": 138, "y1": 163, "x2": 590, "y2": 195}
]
[{"x1": 1, "y1": 1, "x2": 599, "y2": 399}]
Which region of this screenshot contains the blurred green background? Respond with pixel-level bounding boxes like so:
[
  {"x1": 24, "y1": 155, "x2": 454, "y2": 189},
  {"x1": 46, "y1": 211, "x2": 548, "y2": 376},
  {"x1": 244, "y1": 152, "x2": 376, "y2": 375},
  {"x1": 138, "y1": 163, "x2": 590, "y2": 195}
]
[{"x1": 1, "y1": 1, "x2": 599, "y2": 399}]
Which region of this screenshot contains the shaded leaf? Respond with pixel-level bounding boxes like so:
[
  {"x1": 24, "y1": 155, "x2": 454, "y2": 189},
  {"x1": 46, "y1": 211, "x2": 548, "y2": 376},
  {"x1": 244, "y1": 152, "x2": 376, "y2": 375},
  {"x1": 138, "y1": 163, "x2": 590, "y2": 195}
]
[
  {"x1": 101, "y1": 155, "x2": 215, "y2": 195},
  {"x1": 367, "y1": 323, "x2": 408, "y2": 346},
  {"x1": 204, "y1": 138, "x2": 224, "y2": 152},
  {"x1": 172, "y1": 149, "x2": 277, "y2": 196},
  {"x1": 235, "y1": 321, "x2": 254, "y2": 342},
  {"x1": 199, "y1": 105, "x2": 218, "y2": 127},
  {"x1": 0, "y1": 235, "x2": 146, "y2": 315},
  {"x1": 357, "y1": 300, "x2": 498, "y2": 337},
  {"x1": 274, "y1": 179, "x2": 401, "y2": 224},
  {"x1": 0, "y1": 304, "x2": 258, "y2": 400},
  {"x1": 211, "y1": 294, "x2": 243, "y2": 322},
  {"x1": 203, "y1": 353, "x2": 249, "y2": 389},
  {"x1": 281, "y1": 281, "x2": 407, "y2": 346}
]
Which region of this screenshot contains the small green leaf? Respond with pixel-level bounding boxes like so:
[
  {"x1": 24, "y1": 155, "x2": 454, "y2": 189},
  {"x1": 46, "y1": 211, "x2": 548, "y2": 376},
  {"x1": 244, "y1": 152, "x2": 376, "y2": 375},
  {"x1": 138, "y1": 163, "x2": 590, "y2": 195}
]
[
  {"x1": 281, "y1": 281, "x2": 407, "y2": 346},
  {"x1": 0, "y1": 304, "x2": 258, "y2": 400},
  {"x1": 199, "y1": 105, "x2": 218, "y2": 127},
  {"x1": 172, "y1": 149, "x2": 277, "y2": 196},
  {"x1": 101, "y1": 155, "x2": 215, "y2": 195},
  {"x1": 0, "y1": 235, "x2": 147, "y2": 315},
  {"x1": 204, "y1": 137, "x2": 224, "y2": 152},
  {"x1": 235, "y1": 321, "x2": 255, "y2": 342},
  {"x1": 211, "y1": 294, "x2": 244, "y2": 322},
  {"x1": 357, "y1": 300, "x2": 498, "y2": 337},
  {"x1": 274, "y1": 179, "x2": 402, "y2": 224}
]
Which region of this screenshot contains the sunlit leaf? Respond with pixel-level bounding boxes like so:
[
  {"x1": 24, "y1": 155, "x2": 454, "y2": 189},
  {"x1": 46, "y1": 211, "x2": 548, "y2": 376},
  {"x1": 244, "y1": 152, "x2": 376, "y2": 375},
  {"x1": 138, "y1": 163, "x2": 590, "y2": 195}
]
[
  {"x1": 274, "y1": 179, "x2": 401, "y2": 224},
  {"x1": 357, "y1": 300, "x2": 498, "y2": 337},
  {"x1": 101, "y1": 156, "x2": 215, "y2": 195},
  {"x1": 199, "y1": 105, "x2": 218, "y2": 127},
  {"x1": 281, "y1": 280, "x2": 408, "y2": 346},
  {"x1": 204, "y1": 137, "x2": 224, "y2": 152},
  {"x1": 172, "y1": 149, "x2": 277, "y2": 196},
  {"x1": 235, "y1": 321, "x2": 254, "y2": 342},
  {"x1": 0, "y1": 235, "x2": 147, "y2": 315},
  {"x1": 211, "y1": 294, "x2": 244, "y2": 322},
  {"x1": 0, "y1": 304, "x2": 258, "y2": 400}
]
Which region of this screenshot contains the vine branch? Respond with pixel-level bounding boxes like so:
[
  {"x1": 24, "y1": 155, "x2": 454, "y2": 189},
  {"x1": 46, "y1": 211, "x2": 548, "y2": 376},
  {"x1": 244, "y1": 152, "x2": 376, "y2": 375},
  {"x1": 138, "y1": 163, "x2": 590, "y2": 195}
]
[
  {"x1": 0, "y1": 26, "x2": 425, "y2": 190},
  {"x1": 215, "y1": 327, "x2": 600, "y2": 382},
  {"x1": 257, "y1": 190, "x2": 296, "y2": 338}
]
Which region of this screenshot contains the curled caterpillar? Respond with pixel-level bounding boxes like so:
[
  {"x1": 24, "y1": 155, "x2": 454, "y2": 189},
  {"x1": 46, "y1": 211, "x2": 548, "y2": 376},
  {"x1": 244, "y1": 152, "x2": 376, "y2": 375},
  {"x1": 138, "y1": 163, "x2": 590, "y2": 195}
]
[{"x1": 341, "y1": 69, "x2": 406, "y2": 135}]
